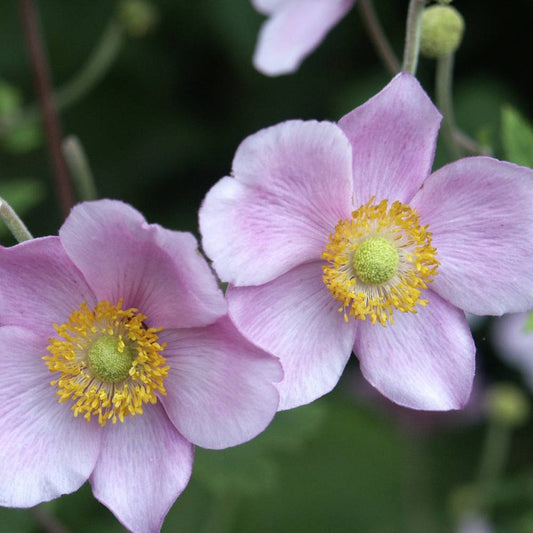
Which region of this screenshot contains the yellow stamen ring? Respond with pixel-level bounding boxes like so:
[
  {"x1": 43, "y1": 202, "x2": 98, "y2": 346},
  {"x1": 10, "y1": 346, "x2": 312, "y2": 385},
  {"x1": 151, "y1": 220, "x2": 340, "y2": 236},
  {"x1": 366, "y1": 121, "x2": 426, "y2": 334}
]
[
  {"x1": 44, "y1": 300, "x2": 169, "y2": 426},
  {"x1": 322, "y1": 198, "x2": 439, "y2": 326}
]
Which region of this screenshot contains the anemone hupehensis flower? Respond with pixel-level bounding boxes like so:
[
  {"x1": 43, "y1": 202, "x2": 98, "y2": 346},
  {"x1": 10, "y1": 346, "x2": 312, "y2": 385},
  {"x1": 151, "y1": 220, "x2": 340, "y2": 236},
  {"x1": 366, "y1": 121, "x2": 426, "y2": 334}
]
[
  {"x1": 199, "y1": 73, "x2": 533, "y2": 412},
  {"x1": 0, "y1": 200, "x2": 281, "y2": 533},
  {"x1": 252, "y1": 0, "x2": 356, "y2": 75}
]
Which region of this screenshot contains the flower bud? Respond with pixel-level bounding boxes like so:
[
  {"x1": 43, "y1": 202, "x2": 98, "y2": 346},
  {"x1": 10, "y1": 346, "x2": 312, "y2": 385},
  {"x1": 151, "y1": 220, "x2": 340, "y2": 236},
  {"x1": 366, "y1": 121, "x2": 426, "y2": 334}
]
[
  {"x1": 119, "y1": 0, "x2": 159, "y2": 38},
  {"x1": 485, "y1": 383, "x2": 530, "y2": 427},
  {"x1": 420, "y1": 5, "x2": 465, "y2": 58}
]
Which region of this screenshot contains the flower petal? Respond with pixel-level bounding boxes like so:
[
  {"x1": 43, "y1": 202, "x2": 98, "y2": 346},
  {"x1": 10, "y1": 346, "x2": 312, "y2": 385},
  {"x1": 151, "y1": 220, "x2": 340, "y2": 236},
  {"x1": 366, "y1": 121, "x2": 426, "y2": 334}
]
[
  {"x1": 227, "y1": 261, "x2": 356, "y2": 409},
  {"x1": 493, "y1": 313, "x2": 533, "y2": 390},
  {"x1": 252, "y1": 0, "x2": 288, "y2": 15},
  {"x1": 60, "y1": 199, "x2": 226, "y2": 329},
  {"x1": 355, "y1": 290, "x2": 475, "y2": 410},
  {"x1": 200, "y1": 120, "x2": 353, "y2": 285},
  {"x1": 0, "y1": 237, "x2": 96, "y2": 338},
  {"x1": 0, "y1": 326, "x2": 101, "y2": 507},
  {"x1": 90, "y1": 403, "x2": 193, "y2": 533},
  {"x1": 160, "y1": 316, "x2": 281, "y2": 449},
  {"x1": 338, "y1": 73, "x2": 442, "y2": 206},
  {"x1": 412, "y1": 157, "x2": 533, "y2": 315},
  {"x1": 253, "y1": 0, "x2": 355, "y2": 76}
]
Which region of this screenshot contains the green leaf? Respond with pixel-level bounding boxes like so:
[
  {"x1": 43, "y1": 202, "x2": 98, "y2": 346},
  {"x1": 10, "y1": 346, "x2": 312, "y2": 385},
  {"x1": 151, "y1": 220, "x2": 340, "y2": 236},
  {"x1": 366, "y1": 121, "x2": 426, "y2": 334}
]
[
  {"x1": 194, "y1": 402, "x2": 328, "y2": 496},
  {"x1": 501, "y1": 105, "x2": 533, "y2": 167}
]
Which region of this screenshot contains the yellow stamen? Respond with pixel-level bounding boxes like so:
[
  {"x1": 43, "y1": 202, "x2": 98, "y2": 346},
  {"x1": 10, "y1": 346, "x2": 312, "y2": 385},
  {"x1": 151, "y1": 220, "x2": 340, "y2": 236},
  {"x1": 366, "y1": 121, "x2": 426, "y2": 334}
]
[
  {"x1": 43, "y1": 300, "x2": 168, "y2": 426},
  {"x1": 322, "y1": 197, "x2": 439, "y2": 326}
]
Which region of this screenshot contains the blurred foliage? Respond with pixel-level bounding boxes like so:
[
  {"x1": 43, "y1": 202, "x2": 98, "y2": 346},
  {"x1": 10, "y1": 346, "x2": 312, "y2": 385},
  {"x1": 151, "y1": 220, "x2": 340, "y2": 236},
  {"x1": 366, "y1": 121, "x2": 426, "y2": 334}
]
[{"x1": 1, "y1": 0, "x2": 533, "y2": 531}]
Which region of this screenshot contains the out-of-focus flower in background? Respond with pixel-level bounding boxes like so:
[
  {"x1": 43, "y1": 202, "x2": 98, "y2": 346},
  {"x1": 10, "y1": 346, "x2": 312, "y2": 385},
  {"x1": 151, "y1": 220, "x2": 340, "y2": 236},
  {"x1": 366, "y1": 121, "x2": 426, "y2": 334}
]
[{"x1": 252, "y1": 0, "x2": 356, "y2": 75}]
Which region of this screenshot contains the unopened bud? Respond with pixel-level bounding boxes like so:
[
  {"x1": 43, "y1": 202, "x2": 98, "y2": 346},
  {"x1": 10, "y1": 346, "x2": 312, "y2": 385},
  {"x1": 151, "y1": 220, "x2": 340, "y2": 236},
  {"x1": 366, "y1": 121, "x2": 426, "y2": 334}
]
[
  {"x1": 119, "y1": 0, "x2": 159, "y2": 38},
  {"x1": 420, "y1": 5, "x2": 465, "y2": 58},
  {"x1": 485, "y1": 383, "x2": 529, "y2": 427}
]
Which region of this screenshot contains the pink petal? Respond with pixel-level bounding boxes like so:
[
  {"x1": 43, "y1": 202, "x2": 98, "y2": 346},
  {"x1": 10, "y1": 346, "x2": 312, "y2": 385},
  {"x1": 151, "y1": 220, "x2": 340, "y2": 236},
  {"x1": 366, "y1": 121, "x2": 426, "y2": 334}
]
[
  {"x1": 227, "y1": 261, "x2": 356, "y2": 409},
  {"x1": 60, "y1": 200, "x2": 226, "y2": 329},
  {"x1": 0, "y1": 327, "x2": 101, "y2": 507},
  {"x1": 412, "y1": 157, "x2": 533, "y2": 315},
  {"x1": 493, "y1": 313, "x2": 533, "y2": 390},
  {"x1": 0, "y1": 237, "x2": 96, "y2": 339},
  {"x1": 355, "y1": 290, "x2": 475, "y2": 410},
  {"x1": 90, "y1": 403, "x2": 193, "y2": 533},
  {"x1": 199, "y1": 120, "x2": 353, "y2": 286},
  {"x1": 252, "y1": 0, "x2": 288, "y2": 15},
  {"x1": 253, "y1": 0, "x2": 356, "y2": 76},
  {"x1": 338, "y1": 73, "x2": 442, "y2": 206},
  {"x1": 159, "y1": 316, "x2": 281, "y2": 449}
]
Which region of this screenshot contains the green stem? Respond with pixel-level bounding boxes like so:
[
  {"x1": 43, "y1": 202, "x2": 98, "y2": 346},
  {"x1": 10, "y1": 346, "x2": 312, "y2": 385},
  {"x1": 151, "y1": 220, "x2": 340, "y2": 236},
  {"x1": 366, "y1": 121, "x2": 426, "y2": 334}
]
[
  {"x1": 0, "y1": 18, "x2": 124, "y2": 136},
  {"x1": 401, "y1": 0, "x2": 426, "y2": 74},
  {"x1": 62, "y1": 136, "x2": 98, "y2": 201},
  {"x1": 435, "y1": 53, "x2": 462, "y2": 160},
  {"x1": 29, "y1": 505, "x2": 71, "y2": 533},
  {"x1": 476, "y1": 420, "x2": 511, "y2": 514},
  {"x1": 358, "y1": 0, "x2": 400, "y2": 76},
  {"x1": 0, "y1": 196, "x2": 33, "y2": 242}
]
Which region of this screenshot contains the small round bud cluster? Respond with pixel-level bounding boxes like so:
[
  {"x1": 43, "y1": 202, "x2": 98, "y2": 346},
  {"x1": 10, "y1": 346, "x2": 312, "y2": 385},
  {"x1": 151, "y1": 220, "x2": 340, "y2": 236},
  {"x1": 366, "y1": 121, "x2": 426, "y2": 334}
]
[
  {"x1": 485, "y1": 383, "x2": 530, "y2": 427},
  {"x1": 119, "y1": 0, "x2": 159, "y2": 38},
  {"x1": 420, "y1": 5, "x2": 465, "y2": 58}
]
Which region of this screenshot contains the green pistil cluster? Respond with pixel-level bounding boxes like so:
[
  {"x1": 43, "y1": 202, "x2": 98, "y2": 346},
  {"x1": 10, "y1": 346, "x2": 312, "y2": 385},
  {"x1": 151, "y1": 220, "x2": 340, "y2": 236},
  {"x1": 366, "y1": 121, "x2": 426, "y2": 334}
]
[
  {"x1": 352, "y1": 236, "x2": 399, "y2": 285},
  {"x1": 88, "y1": 335, "x2": 134, "y2": 383}
]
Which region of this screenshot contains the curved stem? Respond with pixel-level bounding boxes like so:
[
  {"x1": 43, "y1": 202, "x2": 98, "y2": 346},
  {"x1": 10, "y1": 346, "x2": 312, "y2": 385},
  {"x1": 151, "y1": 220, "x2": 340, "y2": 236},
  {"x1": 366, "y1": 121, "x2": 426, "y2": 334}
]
[
  {"x1": 401, "y1": 0, "x2": 426, "y2": 74},
  {"x1": 54, "y1": 19, "x2": 124, "y2": 110},
  {"x1": 0, "y1": 196, "x2": 34, "y2": 242},
  {"x1": 18, "y1": 0, "x2": 74, "y2": 216},
  {"x1": 62, "y1": 136, "x2": 98, "y2": 201},
  {"x1": 358, "y1": 0, "x2": 400, "y2": 76},
  {"x1": 1, "y1": 18, "x2": 124, "y2": 136}
]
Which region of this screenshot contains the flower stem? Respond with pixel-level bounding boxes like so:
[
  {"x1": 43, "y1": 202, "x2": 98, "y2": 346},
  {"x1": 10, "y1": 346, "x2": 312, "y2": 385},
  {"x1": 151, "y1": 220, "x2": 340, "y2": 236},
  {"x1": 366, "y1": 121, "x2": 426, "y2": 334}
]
[
  {"x1": 0, "y1": 196, "x2": 33, "y2": 242},
  {"x1": 18, "y1": 0, "x2": 75, "y2": 217},
  {"x1": 357, "y1": 0, "x2": 400, "y2": 76},
  {"x1": 29, "y1": 505, "x2": 71, "y2": 533},
  {"x1": 401, "y1": 0, "x2": 426, "y2": 74},
  {"x1": 62, "y1": 136, "x2": 98, "y2": 201},
  {"x1": 53, "y1": 19, "x2": 124, "y2": 111},
  {"x1": 435, "y1": 52, "x2": 462, "y2": 160},
  {"x1": 1, "y1": 19, "x2": 124, "y2": 137},
  {"x1": 476, "y1": 420, "x2": 511, "y2": 514}
]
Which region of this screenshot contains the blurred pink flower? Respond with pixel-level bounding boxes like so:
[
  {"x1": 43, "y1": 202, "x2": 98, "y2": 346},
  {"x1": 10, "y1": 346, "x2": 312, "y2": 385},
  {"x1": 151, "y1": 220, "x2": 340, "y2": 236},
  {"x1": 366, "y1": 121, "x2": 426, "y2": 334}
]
[
  {"x1": 252, "y1": 0, "x2": 356, "y2": 75},
  {"x1": 200, "y1": 73, "x2": 533, "y2": 412},
  {"x1": 0, "y1": 200, "x2": 281, "y2": 533},
  {"x1": 493, "y1": 312, "x2": 533, "y2": 389}
]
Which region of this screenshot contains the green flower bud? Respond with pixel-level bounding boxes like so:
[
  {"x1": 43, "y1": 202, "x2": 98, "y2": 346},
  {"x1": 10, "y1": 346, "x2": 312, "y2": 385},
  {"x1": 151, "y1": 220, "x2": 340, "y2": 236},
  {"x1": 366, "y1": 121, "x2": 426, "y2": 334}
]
[
  {"x1": 420, "y1": 5, "x2": 465, "y2": 58},
  {"x1": 119, "y1": 0, "x2": 159, "y2": 38},
  {"x1": 485, "y1": 383, "x2": 530, "y2": 427}
]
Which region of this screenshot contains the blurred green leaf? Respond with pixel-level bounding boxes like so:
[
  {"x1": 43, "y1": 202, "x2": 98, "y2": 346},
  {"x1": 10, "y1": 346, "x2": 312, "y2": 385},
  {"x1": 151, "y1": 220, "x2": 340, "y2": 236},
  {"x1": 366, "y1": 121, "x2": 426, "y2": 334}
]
[
  {"x1": 194, "y1": 402, "x2": 327, "y2": 496},
  {"x1": 0, "y1": 508, "x2": 35, "y2": 533},
  {"x1": 501, "y1": 105, "x2": 533, "y2": 168}
]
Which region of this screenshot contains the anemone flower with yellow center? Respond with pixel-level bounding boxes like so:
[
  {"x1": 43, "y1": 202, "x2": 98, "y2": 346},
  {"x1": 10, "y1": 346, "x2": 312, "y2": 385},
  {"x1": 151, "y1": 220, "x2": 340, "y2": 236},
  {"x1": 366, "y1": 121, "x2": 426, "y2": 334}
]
[
  {"x1": 0, "y1": 200, "x2": 281, "y2": 533},
  {"x1": 200, "y1": 73, "x2": 533, "y2": 412}
]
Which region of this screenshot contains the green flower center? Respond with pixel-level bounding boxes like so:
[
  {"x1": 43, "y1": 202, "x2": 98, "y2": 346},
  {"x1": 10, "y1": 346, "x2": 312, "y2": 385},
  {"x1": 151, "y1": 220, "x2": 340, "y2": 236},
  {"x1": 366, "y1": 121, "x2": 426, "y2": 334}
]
[
  {"x1": 352, "y1": 236, "x2": 399, "y2": 285},
  {"x1": 88, "y1": 335, "x2": 134, "y2": 383}
]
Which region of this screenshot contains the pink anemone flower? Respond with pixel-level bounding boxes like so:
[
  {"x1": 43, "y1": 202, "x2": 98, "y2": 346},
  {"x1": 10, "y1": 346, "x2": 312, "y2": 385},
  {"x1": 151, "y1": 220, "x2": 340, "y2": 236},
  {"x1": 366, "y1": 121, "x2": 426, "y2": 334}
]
[
  {"x1": 0, "y1": 200, "x2": 281, "y2": 533},
  {"x1": 199, "y1": 73, "x2": 533, "y2": 412},
  {"x1": 252, "y1": 0, "x2": 356, "y2": 75},
  {"x1": 493, "y1": 313, "x2": 533, "y2": 390}
]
